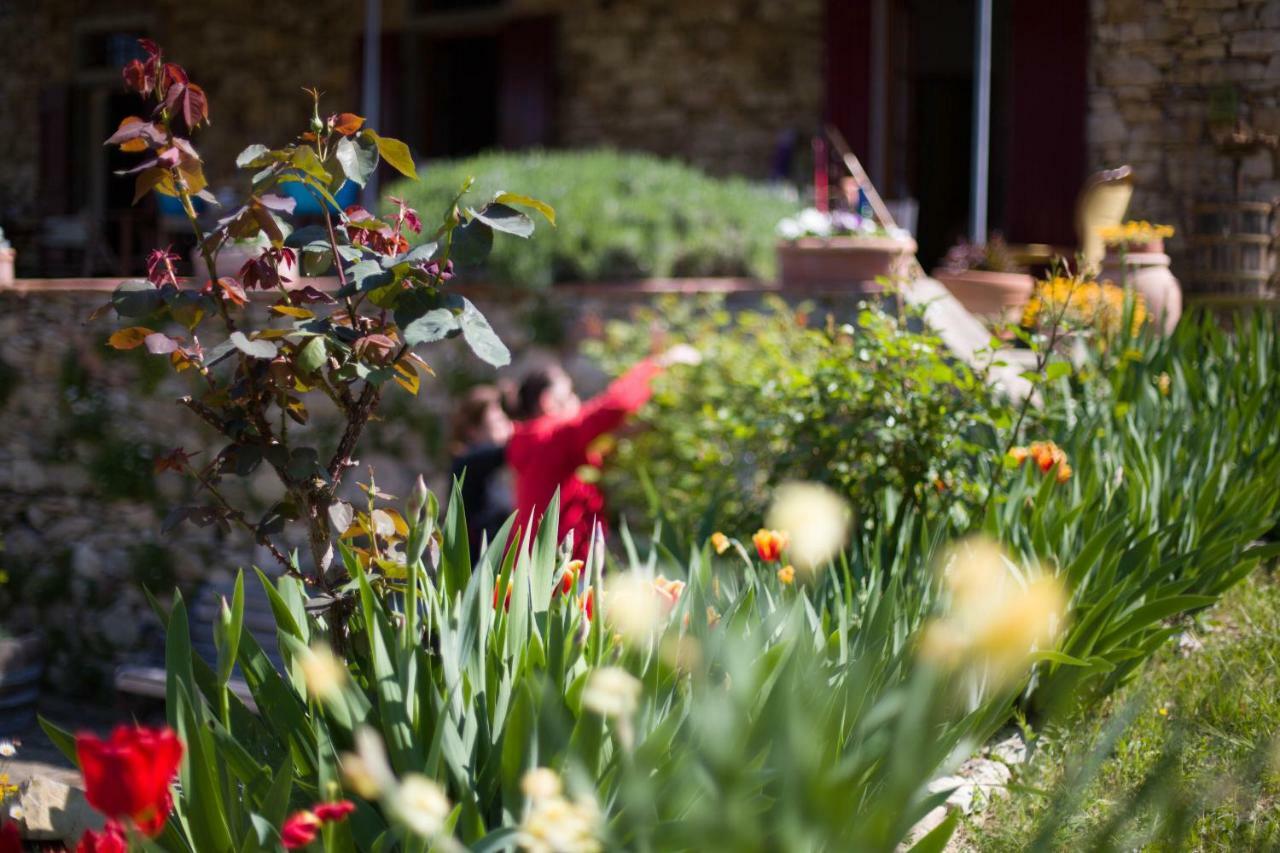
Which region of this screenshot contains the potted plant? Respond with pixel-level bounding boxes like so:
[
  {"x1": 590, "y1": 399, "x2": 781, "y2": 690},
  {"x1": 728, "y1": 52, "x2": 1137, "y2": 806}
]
[
  {"x1": 0, "y1": 228, "x2": 14, "y2": 285},
  {"x1": 0, "y1": 627, "x2": 43, "y2": 737},
  {"x1": 1098, "y1": 221, "x2": 1181, "y2": 333},
  {"x1": 931, "y1": 234, "x2": 1034, "y2": 319},
  {"x1": 775, "y1": 208, "x2": 917, "y2": 290}
]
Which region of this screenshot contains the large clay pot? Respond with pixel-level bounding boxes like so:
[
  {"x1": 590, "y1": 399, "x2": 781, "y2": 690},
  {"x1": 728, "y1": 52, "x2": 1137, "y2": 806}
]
[
  {"x1": 931, "y1": 268, "x2": 1035, "y2": 320},
  {"x1": 0, "y1": 633, "x2": 43, "y2": 736},
  {"x1": 1101, "y1": 239, "x2": 1182, "y2": 333},
  {"x1": 777, "y1": 236, "x2": 917, "y2": 291}
]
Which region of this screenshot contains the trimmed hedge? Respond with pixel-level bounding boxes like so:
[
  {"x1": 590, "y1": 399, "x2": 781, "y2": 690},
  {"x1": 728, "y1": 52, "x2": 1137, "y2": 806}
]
[{"x1": 386, "y1": 149, "x2": 799, "y2": 287}]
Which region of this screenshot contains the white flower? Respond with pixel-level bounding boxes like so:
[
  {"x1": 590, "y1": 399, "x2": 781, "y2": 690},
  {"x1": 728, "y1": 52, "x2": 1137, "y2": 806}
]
[
  {"x1": 518, "y1": 794, "x2": 601, "y2": 853},
  {"x1": 392, "y1": 773, "x2": 452, "y2": 838},
  {"x1": 521, "y1": 767, "x2": 563, "y2": 802},
  {"x1": 582, "y1": 667, "x2": 641, "y2": 719},
  {"x1": 765, "y1": 482, "x2": 851, "y2": 572},
  {"x1": 0, "y1": 740, "x2": 16, "y2": 758},
  {"x1": 301, "y1": 643, "x2": 346, "y2": 701},
  {"x1": 797, "y1": 207, "x2": 833, "y2": 237},
  {"x1": 776, "y1": 217, "x2": 803, "y2": 240},
  {"x1": 602, "y1": 573, "x2": 663, "y2": 643},
  {"x1": 8, "y1": 804, "x2": 24, "y2": 822}
]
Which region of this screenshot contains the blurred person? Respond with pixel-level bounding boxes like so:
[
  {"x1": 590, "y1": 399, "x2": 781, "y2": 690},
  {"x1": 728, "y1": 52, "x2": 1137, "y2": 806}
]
[
  {"x1": 449, "y1": 384, "x2": 515, "y2": 563},
  {"x1": 507, "y1": 345, "x2": 699, "y2": 561}
]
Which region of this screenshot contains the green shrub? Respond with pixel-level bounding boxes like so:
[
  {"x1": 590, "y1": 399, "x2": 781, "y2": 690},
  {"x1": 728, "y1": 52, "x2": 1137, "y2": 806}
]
[
  {"x1": 386, "y1": 150, "x2": 799, "y2": 287},
  {"x1": 584, "y1": 294, "x2": 1006, "y2": 540}
]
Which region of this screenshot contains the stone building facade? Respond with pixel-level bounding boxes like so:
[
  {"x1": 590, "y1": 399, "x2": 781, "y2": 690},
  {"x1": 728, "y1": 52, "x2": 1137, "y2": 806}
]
[
  {"x1": 0, "y1": 0, "x2": 1276, "y2": 276},
  {"x1": 1088, "y1": 0, "x2": 1280, "y2": 268}
]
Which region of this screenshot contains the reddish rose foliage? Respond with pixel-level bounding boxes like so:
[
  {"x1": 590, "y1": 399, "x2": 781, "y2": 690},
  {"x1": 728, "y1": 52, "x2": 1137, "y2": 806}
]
[
  {"x1": 240, "y1": 247, "x2": 297, "y2": 290},
  {"x1": 76, "y1": 725, "x2": 183, "y2": 837},
  {"x1": 146, "y1": 246, "x2": 181, "y2": 286},
  {"x1": 76, "y1": 821, "x2": 128, "y2": 853}
]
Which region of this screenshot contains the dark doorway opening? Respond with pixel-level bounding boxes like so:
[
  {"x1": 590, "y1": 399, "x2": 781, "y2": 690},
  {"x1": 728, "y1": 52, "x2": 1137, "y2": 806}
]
[{"x1": 417, "y1": 34, "x2": 501, "y2": 159}]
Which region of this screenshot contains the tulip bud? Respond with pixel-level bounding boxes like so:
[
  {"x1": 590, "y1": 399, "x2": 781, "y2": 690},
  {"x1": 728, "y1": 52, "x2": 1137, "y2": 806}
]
[{"x1": 408, "y1": 474, "x2": 428, "y2": 520}]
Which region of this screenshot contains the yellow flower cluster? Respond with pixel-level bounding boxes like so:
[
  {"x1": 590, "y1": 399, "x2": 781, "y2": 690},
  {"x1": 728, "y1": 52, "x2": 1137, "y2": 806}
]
[
  {"x1": 1097, "y1": 220, "x2": 1175, "y2": 245},
  {"x1": 1021, "y1": 276, "x2": 1147, "y2": 337},
  {"x1": 920, "y1": 538, "x2": 1067, "y2": 688}
]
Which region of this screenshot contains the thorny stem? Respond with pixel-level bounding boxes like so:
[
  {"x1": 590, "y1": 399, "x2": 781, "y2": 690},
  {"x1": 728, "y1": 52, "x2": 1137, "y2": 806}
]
[{"x1": 184, "y1": 457, "x2": 294, "y2": 573}]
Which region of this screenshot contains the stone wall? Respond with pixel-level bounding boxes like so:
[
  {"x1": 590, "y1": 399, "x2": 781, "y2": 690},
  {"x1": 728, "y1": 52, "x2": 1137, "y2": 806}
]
[
  {"x1": 534, "y1": 0, "x2": 825, "y2": 177},
  {"x1": 0, "y1": 0, "x2": 357, "y2": 221},
  {"x1": 0, "y1": 0, "x2": 821, "y2": 225},
  {"x1": 1088, "y1": 0, "x2": 1280, "y2": 277},
  {"x1": 0, "y1": 280, "x2": 789, "y2": 696}
]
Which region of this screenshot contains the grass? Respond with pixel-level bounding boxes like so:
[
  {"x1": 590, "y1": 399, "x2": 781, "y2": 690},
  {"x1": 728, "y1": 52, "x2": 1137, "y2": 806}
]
[{"x1": 964, "y1": 567, "x2": 1280, "y2": 850}]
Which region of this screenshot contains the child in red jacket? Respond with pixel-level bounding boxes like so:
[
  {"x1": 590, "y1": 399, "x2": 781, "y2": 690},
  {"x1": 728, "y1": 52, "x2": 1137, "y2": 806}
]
[{"x1": 506, "y1": 346, "x2": 699, "y2": 560}]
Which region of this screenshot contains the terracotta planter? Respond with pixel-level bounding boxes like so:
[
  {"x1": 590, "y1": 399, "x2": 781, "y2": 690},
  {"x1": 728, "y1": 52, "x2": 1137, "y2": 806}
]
[
  {"x1": 777, "y1": 236, "x2": 917, "y2": 290},
  {"x1": 0, "y1": 633, "x2": 44, "y2": 736},
  {"x1": 931, "y1": 268, "x2": 1035, "y2": 320},
  {"x1": 1101, "y1": 240, "x2": 1182, "y2": 334},
  {"x1": 0, "y1": 247, "x2": 14, "y2": 285}
]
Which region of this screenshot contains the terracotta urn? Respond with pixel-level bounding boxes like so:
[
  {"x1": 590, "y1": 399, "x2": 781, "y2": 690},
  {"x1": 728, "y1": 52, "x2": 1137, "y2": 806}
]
[
  {"x1": 1101, "y1": 238, "x2": 1182, "y2": 333},
  {"x1": 931, "y1": 268, "x2": 1035, "y2": 320},
  {"x1": 777, "y1": 236, "x2": 917, "y2": 290}
]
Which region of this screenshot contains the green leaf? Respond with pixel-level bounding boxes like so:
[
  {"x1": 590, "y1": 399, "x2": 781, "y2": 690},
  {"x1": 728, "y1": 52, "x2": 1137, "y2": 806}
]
[
  {"x1": 395, "y1": 290, "x2": 463, "y2": 347},
  {"x1": 493, "y1": 191, "x2": 556, "y2": 227},
  {"x1": 297, "y1": 336, "x2": 327, "y2": 374},
  {"x1": 37, "y1": 716, "x2": 79, "y2": 766},
  {"x1": 906, "y1": 810, "x2": 958, "y2": 853},
  {"x1": 451, "y1": 218, "x2": 494, "y2": 267},
  {"x1": 112, "y1": 279, "x2": 165, "y2": 318},
  {"x1": 1045, "y1": 361, "x2": 1072, "y2": 381},
  {"x1": 214, "y1": 571, "x2": 245, "y2": 686},
  {"x1": 458, "y1": 298, "x2": 510, "y2": 367},
  {"x1": 230, "y1": 331, "x2": 278, "y2": 360},
  {"x1": 366, "y1": 130, "x2": 418, "y2": 180},
  {"x1": 470, "y1": 203, "x2": 534, "y2": 238},
  {"x1": 335, "y1": 135, "x2": 378, "y2": 188},
  {"x1": 236, "y1": 144, "x2": 271, "y2": 169}
]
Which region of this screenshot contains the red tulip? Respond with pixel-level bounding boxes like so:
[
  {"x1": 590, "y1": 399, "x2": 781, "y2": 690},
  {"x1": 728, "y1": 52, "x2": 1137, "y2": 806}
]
[
  {"x1": 76, "y1": 725, "x2": 183, "y2": 837},
  {"x1": 312, "y1": 800, "x2": 356, "y2": 822},
  {"x1": 282, "y1": 800, "x2": 355, "y2": 849},
  {"x1": 1, "y1": 821, "x2": 21, "y2": 853},
  {"x1": 752, "y1": 529, "x2": 788, "y2": 563},
  {"x1": 281, "y1": 811, "x2": 321, "y2": 849},
  {"x1": 76, "y1": 820, "x2": 128, "y2": 853}
]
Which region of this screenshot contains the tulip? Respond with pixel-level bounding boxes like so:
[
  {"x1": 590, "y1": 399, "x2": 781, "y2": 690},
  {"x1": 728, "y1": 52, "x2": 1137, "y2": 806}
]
[
  {"x1": 710, "y1": 532, "x2": 730, "y2": 555},
  {"x1": 1, "y1": 822, "x2": 22, "y2": 853},
  {"x1": 752, "y1": 529, "x2": 788, "y2": 563},
  {"x1": 765, "y1": 482, "x2": 850, "y2": 571},
  {"x1": 76, "y1": 821, "x2": 127, "y2": 853},
  {"x1": 76, "y1": 725, "x2": 183, "y2": 837},
  {"x1": 282, "y1": 800, "x2": 355, "y2": 849}
]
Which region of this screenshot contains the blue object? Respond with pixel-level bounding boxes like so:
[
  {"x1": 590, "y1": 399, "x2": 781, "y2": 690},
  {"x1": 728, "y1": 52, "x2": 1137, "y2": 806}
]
[
  {"x1": 155, "y1": 180, "x2": 360, "y2": 217},
  {"x1": 279, "y1": 179, "x2": 360, "y2": 215}
]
